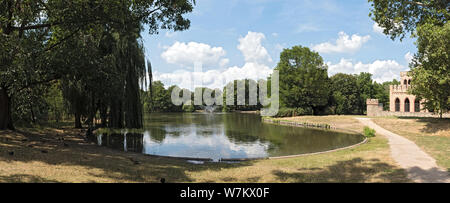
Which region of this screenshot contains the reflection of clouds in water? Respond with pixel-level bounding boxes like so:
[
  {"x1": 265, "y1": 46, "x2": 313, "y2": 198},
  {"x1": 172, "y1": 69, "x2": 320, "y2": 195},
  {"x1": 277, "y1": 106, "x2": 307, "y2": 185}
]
[{"x1": 142, "y1": 126, "x2": 269, "y2": 160}]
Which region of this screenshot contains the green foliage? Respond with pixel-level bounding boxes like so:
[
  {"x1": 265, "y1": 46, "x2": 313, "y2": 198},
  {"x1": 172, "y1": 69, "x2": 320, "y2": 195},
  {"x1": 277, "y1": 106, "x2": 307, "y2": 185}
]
[
  {"x1": 369, "y1": 0, "x2": 449, "y2": 118},
  {"x1": 410, "y1": 22, "x2": 450, "y2": 118},
  {"x1": 273, "y1": 107, "x2": 313, "y2": 118},
  {"x1": 275, "y1": 46, "x2": 330, "y2": 114},
  {"x1": 182, "y1": 104, "x2": 195, "y2": 113},
  {"x1": 363, "y1": 127, "x2": 376, "y2": 138},
  {"x1": 356, "y1": 73, "x2": 377, "y2": 114},
  {"x1": 329, "y1": 73, "x2": 360, "y2": 115},
  {"x1": 374, "y1": 79, "x2": 400, "y2": 111},
  {"x1": 221, "y1": 79, "x2": 263, "y2": 112},
  {"x1": 368, "y1": 0, "x2": 449, "y2": 40},
  {"x1": 329, "y1": 73, "x2": 389, "y2": 115},
  {"x1": 143, "y1": 82, "x2": 185, "y2": 113},
  {"x1": 44, "y1": 82, "x2": 65, "y2": 123},
  {"x1": 0, "y1": 0, "x2": 197, "y2": 129}
]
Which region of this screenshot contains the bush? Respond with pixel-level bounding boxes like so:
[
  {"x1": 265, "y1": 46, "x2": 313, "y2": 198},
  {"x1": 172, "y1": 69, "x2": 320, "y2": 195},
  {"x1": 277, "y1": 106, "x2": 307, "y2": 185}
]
[
  {"x1": 182, "y1": 104, "x2": 195, "y2": 113},
  {"x1": 274, "y1": 107, "x2": 313, "y2": 118},
  {"x1": 363, "y1": 127, "x2": 376, "y2": 138}
]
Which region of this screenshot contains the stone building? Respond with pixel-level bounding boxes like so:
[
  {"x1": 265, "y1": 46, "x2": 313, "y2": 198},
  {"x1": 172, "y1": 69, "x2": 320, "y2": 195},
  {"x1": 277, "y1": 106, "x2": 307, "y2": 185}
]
[
  {"x1": 389, "y1": 71, "x2": 426, "y2": 113},
  {"x1": 366, "y1": 71, "x2": 449, "y2": 118}
]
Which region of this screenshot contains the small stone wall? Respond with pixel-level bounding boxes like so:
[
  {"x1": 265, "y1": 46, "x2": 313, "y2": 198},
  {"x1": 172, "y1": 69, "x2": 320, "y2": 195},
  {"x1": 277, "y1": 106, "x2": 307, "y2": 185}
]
[{"x1": 367, "y1": 99, "x2": 450, "y2": 118}]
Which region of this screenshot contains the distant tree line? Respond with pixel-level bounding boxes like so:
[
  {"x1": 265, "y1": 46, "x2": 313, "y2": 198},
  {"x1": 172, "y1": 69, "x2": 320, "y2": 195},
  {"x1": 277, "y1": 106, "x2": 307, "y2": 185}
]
[
  {"x1": 273, "y1": 46, "x2": 401, "y2": 117},
  {"x1": 143, "y1": 46, "x2": 400, "y2": 117},
  {"x1": 142, "y1": 79, "x2": 265, "y2": 113}
]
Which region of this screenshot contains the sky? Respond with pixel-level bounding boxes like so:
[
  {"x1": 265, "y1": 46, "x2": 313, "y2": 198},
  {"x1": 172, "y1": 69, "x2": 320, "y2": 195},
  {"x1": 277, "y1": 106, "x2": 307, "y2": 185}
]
[{"x1": 141, "y1": 0, "x2": 417, "y2": 90}]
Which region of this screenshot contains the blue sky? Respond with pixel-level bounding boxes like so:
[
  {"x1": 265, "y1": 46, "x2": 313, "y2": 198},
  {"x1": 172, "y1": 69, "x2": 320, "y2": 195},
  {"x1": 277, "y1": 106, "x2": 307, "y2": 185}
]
[{"x1": 141, "y1": 0, "x2": 417, "y2": 89}]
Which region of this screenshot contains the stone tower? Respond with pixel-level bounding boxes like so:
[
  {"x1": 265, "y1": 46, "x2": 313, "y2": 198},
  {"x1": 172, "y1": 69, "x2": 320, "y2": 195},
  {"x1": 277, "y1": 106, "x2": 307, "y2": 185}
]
[{"x1": 389, "y1": 71, "x2": 426, "y2": 113}]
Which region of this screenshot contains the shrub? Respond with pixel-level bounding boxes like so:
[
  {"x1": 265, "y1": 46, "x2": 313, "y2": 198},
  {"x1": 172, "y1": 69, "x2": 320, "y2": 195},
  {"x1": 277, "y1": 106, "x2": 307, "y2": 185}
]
[
  {"x1": 363, "y1": 127, "x2": 376, "y2": 138},
  {"x1": 274, "y1": 107, "x2": 314, "y2": 118},
  {"x1": 182, "y1": 104, "x2": 195, "y2": 113}
]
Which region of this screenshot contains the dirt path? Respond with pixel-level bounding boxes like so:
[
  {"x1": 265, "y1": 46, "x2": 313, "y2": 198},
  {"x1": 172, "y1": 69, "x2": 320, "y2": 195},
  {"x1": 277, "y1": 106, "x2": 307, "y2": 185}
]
[{"x1": 356, "y1": 118, "x2": 450, "y2": 183}]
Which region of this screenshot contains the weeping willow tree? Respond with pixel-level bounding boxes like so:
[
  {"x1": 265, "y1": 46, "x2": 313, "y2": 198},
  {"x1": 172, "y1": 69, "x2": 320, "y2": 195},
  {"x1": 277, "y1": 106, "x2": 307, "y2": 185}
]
[
  {"x1": 109, "y1": 28, "x2": 147, "y2": 129},
  {"x1": 58, "y1": 23, "x2": 148, "y2": 129},
  {"x1": 0, "y1": 0, "x2": 196, "y2": 130}
]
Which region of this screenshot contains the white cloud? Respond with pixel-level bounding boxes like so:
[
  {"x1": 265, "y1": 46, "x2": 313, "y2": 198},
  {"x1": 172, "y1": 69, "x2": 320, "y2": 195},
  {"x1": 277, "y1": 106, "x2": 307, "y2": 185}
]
[
  {"x1": 219, "y1": 58, "x2": 230, "y2": 67},
  {"x1": 154, "y1": 63, "x2": 273, "y2": 90},
  {"x1": 156, "y1": 32, "x2": 274, "y2": 90},
  {"x1": 237, "y1": 31, "x2": 272, "y2": 64},
  {"x1": 312, "y1": 32, "x2": 371, "y2": 54},
  {"x1": 373, "y1": 23, "x2": 384, "y2": 34},
  {"x1": 161, "y1": 42, "x2": 229, "y2": 68},
  {"x1": 327, "y1": 59, "x2": 408, "y2": 83},
  {"x1": 404, "y1": 52, "x2": 414, "y2": 65}
]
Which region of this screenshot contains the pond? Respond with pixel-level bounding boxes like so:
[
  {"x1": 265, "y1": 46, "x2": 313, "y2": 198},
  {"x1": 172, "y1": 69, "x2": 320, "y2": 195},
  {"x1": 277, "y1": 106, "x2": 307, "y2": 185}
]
[{"x1": 92, "y1": 113, "x2": 364, "y2": 161}]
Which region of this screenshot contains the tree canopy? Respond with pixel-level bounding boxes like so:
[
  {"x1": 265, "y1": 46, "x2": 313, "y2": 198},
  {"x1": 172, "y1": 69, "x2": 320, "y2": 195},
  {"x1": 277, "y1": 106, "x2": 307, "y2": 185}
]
[
  {"x1": 369, "y1": 0, "x2": 449, "y2": 40},
  {"x1": 410, "y1": 22, "x2": 450, "y2": 117},
  {"x1": 370, "y1": 0, "x2": 449, "y2": 117},
  {"x1": 275, "y1": 46, "x2": 330, "y2": 114},
  {"x1": 0, "y1": 0, "x2": 196, "y2": 130}
]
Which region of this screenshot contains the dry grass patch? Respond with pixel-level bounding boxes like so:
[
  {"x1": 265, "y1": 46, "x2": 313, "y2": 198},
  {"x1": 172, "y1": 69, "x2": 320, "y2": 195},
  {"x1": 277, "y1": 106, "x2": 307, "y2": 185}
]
[
  {"x1": 0, "y1": 116, "x2": 410, "y2": 183},
  {"x1": 271, "y1": 115, "x2": 366, "y2": 132},
  {"x1": 372, "y1": 117, "x2": 450, "y2": 172},
  {"x1": 188, "y1": 136, "x2": 409, "y2": 183}
]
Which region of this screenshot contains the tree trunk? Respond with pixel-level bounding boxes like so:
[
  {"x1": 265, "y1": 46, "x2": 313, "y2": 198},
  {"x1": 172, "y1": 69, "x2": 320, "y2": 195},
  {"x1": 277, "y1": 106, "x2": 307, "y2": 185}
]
[
  {"x1": 74, "y1": 112, "x2": 82, "y2": 129},
  {"x1": 99, "y1": 103, "x2": 108, "y2": 127},
  {"x1": 0, "y1": 88, "x2": 15, "y2": 130}
]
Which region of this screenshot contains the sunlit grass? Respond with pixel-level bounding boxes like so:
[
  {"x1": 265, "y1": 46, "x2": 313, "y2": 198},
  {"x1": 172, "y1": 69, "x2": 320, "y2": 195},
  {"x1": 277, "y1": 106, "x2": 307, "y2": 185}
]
[
  {"x1": 0, "y1": 116, "x2": 410, "y2": 183},
  {"x1": 372, "y1": 117, "x2": 450, "y2": 172}
]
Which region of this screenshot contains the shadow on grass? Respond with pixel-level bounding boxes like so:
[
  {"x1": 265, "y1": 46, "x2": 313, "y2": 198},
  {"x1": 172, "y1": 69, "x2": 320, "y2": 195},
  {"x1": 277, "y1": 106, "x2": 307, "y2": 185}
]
[
  {"x1": 273, "y1": 158, "x2": 410, "y2": 183},
  {"x1": 0, "y1": 128, "x2": 252, "y2": 183},
  {"x1": 0, "y1": 174, "x2": 61, "y2": 183},
  {"x1": 397, "y1": 117, "x2": 450, "y2": 135},
  {"x1": 407, "y1": 167, "x2": 450, "y2": 183}
]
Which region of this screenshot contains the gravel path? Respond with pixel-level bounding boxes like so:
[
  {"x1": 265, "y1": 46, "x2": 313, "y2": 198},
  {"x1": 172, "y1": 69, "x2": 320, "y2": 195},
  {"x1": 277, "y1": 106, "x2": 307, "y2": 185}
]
[{"x1": 357, "y1": 118, "x2": 450, "y2": 183}]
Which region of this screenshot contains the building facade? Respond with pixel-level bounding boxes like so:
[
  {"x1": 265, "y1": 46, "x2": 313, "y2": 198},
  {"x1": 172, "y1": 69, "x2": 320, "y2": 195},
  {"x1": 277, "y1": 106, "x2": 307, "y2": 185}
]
[
  {"x1": 389, "y1": 71, "x2": 427, "y2": 113},
  {"x1": 366, "y1": 72, "x2": 449, "y2": 118}
]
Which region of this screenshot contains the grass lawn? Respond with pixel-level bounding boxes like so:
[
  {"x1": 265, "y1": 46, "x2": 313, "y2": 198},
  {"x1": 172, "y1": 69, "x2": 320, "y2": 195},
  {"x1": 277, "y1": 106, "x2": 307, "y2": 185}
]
[
  {"x1": 0, "y1": 116, "x2": 410, "y2": 183},
  {"x1": 372, "y1": 117, "x2": 450, "y2": 172}
]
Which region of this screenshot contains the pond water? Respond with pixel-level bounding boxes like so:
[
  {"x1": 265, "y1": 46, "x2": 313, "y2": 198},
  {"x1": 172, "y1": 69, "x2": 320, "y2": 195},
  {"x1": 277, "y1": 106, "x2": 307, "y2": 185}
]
[{"x1": 92, "y1": 113, "x2": 364, "y2": 161}]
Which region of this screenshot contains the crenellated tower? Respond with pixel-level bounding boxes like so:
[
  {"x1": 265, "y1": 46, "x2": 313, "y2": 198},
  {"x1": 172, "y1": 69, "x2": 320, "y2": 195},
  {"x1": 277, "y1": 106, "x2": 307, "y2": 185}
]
[{"x1": 389, "y1": 71, "x2": 426, "y2": 113}]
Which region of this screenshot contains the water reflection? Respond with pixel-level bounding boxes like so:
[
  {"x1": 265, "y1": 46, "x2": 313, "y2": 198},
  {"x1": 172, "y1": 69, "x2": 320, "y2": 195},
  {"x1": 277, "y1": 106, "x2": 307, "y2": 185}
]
[{"x1": 92, "y1": 113, "x2": 364, "y2": 160}]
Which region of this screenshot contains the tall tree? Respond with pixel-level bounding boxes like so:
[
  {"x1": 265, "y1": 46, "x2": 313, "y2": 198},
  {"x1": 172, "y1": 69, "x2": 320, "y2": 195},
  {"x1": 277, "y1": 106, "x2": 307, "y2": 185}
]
[
  {"x1": 410, "y1": 22, "x2": 450, "y2": 118},
  {"x1": 329, "y1": 74, "x2": 360, "y2": 115},
  {"x1": 0, "y1": 0, "x2": 196, "y2": 130},
  {"x1": 369, "y1": 0, "x2": 449, "y2": 117},
  {"x1": 275, "y1": 46, "x2": 330, "y2": 114},
  {"x1": 356, "y1": 72, "x2": 376, "y2": 114}
]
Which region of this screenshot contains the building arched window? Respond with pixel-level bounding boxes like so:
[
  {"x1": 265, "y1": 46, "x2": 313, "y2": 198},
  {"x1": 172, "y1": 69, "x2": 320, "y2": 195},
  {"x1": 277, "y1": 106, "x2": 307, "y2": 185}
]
[
  {"x1": 404, "y1": 80, "x2": 407, "y2": 85},
  {"x1": 395, "y1": 98, "x2": 400, "y2": 112},
  {"x1": 415, "y1": 99, "x2": 421, "y2": 112},
  {"x1": 405, "y1": 98, "x2": 410, "y2": 112},
  {"x1": 408, "y1": 79, "x2": 411, "y2": 85}
]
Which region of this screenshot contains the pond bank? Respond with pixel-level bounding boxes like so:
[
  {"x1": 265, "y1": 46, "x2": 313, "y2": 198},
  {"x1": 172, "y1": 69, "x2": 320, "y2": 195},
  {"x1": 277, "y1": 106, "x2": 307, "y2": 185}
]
[{"x1": 0, "y1": 116, "x2": 411, "y2": 182}]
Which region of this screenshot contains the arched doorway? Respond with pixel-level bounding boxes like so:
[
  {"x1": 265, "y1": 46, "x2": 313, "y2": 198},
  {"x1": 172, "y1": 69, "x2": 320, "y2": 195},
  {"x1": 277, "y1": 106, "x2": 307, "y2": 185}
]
[
  {"x1": 405, "y1": 98, "x2": 410, "y2": 112},
  {"x1": 395, "y1": 98, "x2": 400, "y2": 112},
  {"x1": 408, "y1": 80, "x2": 411, "y2": 85},
  {"x1": 415, "y1": 99, "x2": 421, "y2": 112},
  {"x1": 404, "y1": 80, "x2": 407, "y2": 85}
]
